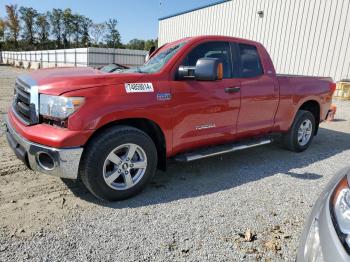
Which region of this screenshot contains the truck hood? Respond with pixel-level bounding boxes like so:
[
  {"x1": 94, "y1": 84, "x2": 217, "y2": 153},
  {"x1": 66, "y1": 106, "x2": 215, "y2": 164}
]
[{"x1": 25, "y1": 67, "x2": 144, "y2": 95}]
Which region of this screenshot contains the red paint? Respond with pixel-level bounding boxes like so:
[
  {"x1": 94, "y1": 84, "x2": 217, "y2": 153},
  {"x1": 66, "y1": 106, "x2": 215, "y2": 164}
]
[
  {"x1": 8, "y1": 36, "x2": 334, "y2": 157},
  {"x1": 8, "y1": 109, "x2": 93, "y2": 148}
]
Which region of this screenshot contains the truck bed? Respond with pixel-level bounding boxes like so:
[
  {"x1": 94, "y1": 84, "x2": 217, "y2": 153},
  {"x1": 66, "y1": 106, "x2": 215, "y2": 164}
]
[{"x1": 277, "y1": 74, "x2": 333, "y2": 82}]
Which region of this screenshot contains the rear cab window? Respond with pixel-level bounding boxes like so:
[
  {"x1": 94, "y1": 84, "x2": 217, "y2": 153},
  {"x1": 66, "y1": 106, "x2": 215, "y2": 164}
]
[{"x1": 237, "y1": 43, "x2": 264, "y2": 78}]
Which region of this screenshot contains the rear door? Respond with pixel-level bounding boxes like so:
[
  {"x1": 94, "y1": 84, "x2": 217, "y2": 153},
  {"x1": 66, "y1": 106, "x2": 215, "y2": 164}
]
[
  {"x1": 235, "y1": 43, "x2": 279, "y2": 136},
  {"x1": 170, "y1": 41, "x2": 241, "y2": 154}
]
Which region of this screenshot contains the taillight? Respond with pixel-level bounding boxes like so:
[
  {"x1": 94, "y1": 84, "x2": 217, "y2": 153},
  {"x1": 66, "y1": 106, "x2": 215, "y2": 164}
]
[{"x1": 330, "y1": 82, "x2": 337, "y2": 95}]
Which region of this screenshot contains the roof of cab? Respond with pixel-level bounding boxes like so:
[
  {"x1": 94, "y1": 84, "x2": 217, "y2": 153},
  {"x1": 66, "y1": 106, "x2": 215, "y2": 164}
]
[{"x1": 174, "y1": 35, "x2": 261, "y2": 46}]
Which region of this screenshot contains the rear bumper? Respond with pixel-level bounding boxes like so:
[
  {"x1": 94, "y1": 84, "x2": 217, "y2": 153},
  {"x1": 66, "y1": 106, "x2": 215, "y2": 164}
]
[
  {"x1": 5, "y1": 116, "x2": 83, "y2": 179},
  {"x1": 324, "y1": 109, "x2": 332, "y2": 121}
]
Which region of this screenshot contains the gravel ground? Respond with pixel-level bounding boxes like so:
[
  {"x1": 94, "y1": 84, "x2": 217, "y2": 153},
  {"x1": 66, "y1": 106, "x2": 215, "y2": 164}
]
[{"x1": 0, "y1": 65, "x2": 350, "y2": 261}]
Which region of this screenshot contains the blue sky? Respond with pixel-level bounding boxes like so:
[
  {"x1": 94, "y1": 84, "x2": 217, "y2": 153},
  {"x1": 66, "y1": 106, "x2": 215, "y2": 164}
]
[{"x1": 0, "y1": 0, "x2": 221, "y2": 43}]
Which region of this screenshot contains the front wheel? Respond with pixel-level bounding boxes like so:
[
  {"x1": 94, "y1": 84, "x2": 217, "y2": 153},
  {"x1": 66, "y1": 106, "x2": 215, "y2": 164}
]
[
  {"x1": 283, "y1": 110, "x2": 316, "y2": 152},
  {"x1": 79, "y1": 126, "x2": 158, "y2": 201}
]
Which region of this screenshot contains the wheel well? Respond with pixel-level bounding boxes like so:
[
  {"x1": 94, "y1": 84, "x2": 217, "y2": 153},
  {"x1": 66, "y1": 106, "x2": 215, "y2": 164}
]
[
  {"x1": 299, "y1": 100, "x2": 320, "y2": 135},
  {"x1": 86, "y1": 118, "x2": 167, "y2": 171}
]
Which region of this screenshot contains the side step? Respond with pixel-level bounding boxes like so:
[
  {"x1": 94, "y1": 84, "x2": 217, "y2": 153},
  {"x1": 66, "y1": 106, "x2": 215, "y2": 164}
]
[{"x1": 174, "y1": 138, "x2": 273, "y2": 162}]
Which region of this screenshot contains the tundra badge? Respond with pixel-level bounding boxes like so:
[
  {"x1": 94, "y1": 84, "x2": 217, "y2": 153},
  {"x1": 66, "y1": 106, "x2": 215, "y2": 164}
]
[
  {"x1": 157, "y1": 93, "x2": 172, "y2": 101},
  {"x1": 195, "y1": 123, "x2": 216, "y2": 130}
]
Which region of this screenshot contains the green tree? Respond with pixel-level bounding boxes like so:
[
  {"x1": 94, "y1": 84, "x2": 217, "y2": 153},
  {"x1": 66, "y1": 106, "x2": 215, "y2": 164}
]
[
  {"x1": 19, "y1": 6, "x2": 38, "y2": 46},
  {"x1": 104, "y1": 19, "x2": 121, "y2": 48},
  {"x1": 127, "y1": 39, "x2": 145, "y2": 50},
  {"x1": 71, "y1": 14, "x2": 83, "y2": 47},
  {"x1": 62, "y1": 8, "x2": 74, "y2": 47},
  {"x1": 126, "y1": 38, "x2": 158, "y2": 51},
  {"x1": 144, "y1": 39, "x2": 158, "y2": 50},
  {"x1": 0, "y1": 18, "x2": 5, "y2": 42},
  {"x1": 5, "y1": 5, "x2": 20, "y2": 47},
  {"x1": 1, "y1": 5, "x2": 156, "y2": 50},
  {"x1": 49, "y1": 8, "x2": 63, "y2": 47},
  {"x1": 36, "y1": 13, "x2": 50, "y2": 48},
  {"x1": 90, "y1": 22, "x2": 106, "y2": 46},
  {"x1": 80, "y1": 16, "x2": 92, "y2": 47}
]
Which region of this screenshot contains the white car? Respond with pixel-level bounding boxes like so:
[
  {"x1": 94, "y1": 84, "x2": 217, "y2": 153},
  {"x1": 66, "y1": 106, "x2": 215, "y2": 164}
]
[{"x1": 297, "y1": 167, "x2": 350, "y2": 261}]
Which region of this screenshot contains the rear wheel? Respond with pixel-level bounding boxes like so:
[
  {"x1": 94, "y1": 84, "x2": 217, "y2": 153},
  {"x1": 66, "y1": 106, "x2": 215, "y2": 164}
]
[
  {"x1": 283, "y1": 110, "x2": 316, "y2": 152},
  {"x1": 80, "y1": 126, "x2": 157, "y2": 201}
]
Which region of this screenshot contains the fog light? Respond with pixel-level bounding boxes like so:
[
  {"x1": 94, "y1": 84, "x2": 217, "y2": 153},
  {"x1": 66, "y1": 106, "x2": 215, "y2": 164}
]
[{"x1": 37, "y1": 152, "x2": 55, "y2": 170}]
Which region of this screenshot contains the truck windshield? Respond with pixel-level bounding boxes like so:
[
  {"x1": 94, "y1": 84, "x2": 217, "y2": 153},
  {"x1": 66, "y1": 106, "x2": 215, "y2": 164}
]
[{"x1": 117, "y1": 41, "x2": 187, "y2": 74}]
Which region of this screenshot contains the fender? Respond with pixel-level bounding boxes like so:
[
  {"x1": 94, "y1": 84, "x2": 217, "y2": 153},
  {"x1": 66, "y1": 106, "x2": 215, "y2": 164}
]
[{"x1": 65, "y1": 84, "x2": 173, "y2": 156}]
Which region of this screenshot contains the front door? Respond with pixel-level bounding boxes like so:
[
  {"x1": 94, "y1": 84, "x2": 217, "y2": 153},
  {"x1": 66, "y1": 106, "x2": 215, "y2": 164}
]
[{"x1": 170, "y1": 41, "x2": 241, "y2": 154}]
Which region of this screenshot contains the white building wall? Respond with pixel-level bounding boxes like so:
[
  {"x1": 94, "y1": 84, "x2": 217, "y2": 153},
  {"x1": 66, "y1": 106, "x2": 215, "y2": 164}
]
[{"x1": 158, "y1": 0, "x2": 350, "y2": 81}]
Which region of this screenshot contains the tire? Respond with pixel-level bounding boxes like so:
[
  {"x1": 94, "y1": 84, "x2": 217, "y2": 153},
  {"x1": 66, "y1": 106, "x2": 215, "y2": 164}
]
[
  {"x1": 79, "y1": 125, "x2": 158, "y2": 201},
  {"x1": 283, "y1": 110, "x2": 316, "y2": 152}
]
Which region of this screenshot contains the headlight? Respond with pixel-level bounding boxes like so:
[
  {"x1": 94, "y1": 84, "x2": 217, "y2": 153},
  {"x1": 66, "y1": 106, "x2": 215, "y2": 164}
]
[
  {"x1": 39, "y1": 94, "x2": 85, "y2": 119},
  {"x1": 330, "y1": 176, "x2": 350, "y2": 254}
]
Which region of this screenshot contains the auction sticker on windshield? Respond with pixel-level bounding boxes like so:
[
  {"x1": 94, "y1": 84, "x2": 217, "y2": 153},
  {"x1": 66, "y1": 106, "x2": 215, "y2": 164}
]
[{"x1": 125, "y1": 83, "x2": 154, "y2": 93}]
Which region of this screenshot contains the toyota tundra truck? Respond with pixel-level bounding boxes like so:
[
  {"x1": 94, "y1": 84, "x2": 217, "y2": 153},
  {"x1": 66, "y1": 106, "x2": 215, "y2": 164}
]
[{"x1": 5, "y1": 36, "x2": 335, "y2": 201}]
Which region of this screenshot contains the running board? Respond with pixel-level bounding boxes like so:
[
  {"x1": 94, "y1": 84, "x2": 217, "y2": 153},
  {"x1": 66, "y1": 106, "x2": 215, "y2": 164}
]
[{"x1": 174, "y1": 138, "x2": 273, "y2": 162}]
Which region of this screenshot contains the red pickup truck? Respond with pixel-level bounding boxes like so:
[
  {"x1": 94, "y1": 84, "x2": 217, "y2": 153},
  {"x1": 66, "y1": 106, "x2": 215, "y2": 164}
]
[{"x1": 5, "y1": 36, "x2": 335, "y2": 201}]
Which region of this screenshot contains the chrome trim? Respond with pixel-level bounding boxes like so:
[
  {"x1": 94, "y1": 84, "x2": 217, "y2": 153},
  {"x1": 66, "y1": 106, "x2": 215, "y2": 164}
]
[
  {"x1": 30, "y1": 85, "x2": 39, "y2": 122},
  {"x1": 5, "y1": 116, "x2": 83, "y2": 179},
  {"x1": 175, "y1": 139, "x2": 272, "y2": 162},
  {"x1": 11, "y1": 104, "x2": 30, "y2": 125},
  {"x1": 13, "y1": 75, "x2": 39, "y2": 125},
  {"x1": 17, "y1": 74, "x2": 37, "y2": 90},
  {"x1": 36, "y1": 151, "x2": 56, "y2": 171},
  {"x1": 187, "y1": 139, "x2": 272, "y2": 161},
  {"x1": 195, "y1": 123, "x2": 216, "y2": 130}
]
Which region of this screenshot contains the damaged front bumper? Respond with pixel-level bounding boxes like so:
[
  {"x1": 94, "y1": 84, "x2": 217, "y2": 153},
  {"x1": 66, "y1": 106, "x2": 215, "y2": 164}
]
[{"x1": 5, "y1": 117, "x2": 83, "y2": 179}]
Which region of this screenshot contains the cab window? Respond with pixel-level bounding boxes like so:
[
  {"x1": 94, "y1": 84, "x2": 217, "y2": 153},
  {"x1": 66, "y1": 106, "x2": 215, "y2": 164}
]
[
  {"x1": 238, "y1": 43, "x2": 263, "y2": 78},
  {"x1": 182, "y1": 41, "x2": 233, "y2": 79}
]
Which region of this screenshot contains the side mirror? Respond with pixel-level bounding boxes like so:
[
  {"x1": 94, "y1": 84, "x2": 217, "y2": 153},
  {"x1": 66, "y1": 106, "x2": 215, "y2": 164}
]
[
  {"x1": 195, "y1": 58, "x2": 223, "y2": 81},
  {"x1": 178, "y1": 65, "x2": 195, "y2": 79},
  {"x1": 145, "y1": 46, "x2": 156, "y2": 62},
  {"x1": 177, "y1": 57, "x2": 223, "y2": 81}
]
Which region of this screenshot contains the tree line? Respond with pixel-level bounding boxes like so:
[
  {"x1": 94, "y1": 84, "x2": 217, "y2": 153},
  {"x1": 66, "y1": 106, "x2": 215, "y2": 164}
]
[{"x1": 0, "y1": 5, "x2": 157, "y2": 51}]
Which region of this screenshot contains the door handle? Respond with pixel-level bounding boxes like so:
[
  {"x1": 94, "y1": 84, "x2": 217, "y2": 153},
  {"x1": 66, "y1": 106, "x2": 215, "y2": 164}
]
[{"x1": 224, "y1": 87, "x2": 240, "y2": 93}]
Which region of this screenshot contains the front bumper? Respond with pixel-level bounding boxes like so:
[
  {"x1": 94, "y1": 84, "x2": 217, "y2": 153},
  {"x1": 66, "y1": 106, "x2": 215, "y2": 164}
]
[{"x1": 5, "y1": 117, "x2": 83, "y2": 179}]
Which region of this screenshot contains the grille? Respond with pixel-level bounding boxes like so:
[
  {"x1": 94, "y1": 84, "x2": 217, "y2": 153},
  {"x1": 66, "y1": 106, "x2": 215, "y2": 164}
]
[{"x1": 13, "y1": 78, "x2": 35, "y2": 125}]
